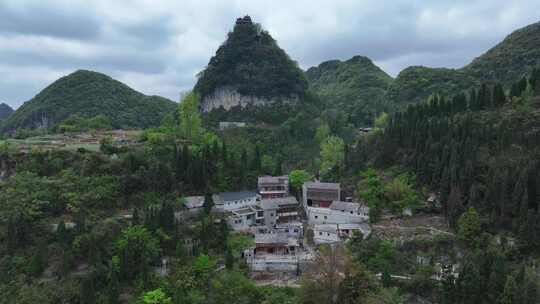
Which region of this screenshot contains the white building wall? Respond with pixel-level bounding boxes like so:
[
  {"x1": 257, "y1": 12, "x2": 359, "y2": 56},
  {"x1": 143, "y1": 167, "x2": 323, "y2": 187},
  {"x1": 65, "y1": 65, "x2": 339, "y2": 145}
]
[
  {"x1": 221, "y1": 196, "x2": 258, "y2": 211},
  {"x1": 307, "y1": 207, "x2": 368, "y2": 225},
  {"x1": 313, "y1": 229, "x2": 340, "y2": 244},
  {"x1": 228, "y1": 214, "x2": 255, "y2": 231}
]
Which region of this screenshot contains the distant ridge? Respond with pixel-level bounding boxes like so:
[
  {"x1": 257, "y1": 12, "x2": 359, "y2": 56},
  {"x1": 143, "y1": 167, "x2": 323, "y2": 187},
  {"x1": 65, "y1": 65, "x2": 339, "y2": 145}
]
[
  {"x1": 0, "y1": 103, "x2": 14, "y2": 120},
  {"x1": 1, "y1": 70, "x2": 176, "y2": 132},
  {"x1": 305, "y1": 56, "x2": 393, "y2": 126}
]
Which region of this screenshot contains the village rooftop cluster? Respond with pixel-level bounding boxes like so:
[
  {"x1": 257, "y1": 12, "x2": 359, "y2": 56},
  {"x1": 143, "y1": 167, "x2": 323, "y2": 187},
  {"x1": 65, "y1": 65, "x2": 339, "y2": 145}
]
[{"x1": 180, "y1": 175, "x2": 371, "y2": 276}]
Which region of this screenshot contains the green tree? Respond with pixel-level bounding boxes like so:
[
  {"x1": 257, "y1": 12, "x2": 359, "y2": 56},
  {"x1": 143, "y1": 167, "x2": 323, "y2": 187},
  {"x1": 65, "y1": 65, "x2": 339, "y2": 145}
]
[
  {"x1": 315, "y1": 123, "x2": 331, "y2": 145},
  {"x1": 498, "y1": 275, "x2": 517, "y2": 304},
  {"x1": 116, "y1": 225, "x2": 159, "y2": 282},
  {"x1": 457, "y1": 207, "x2": 482, "y2": 247},
  {"x1": 27, "y1": 242, "x2": 47, "y2": 277},
  {"x1": 178, "y1": 92, "x2": 203, "y2": 144},
  {"x1": 289, "y1": 170, "x2": 312, "y2": 197},
  {"x1": 320, "y1": 136, "x2": 345, "y2": 178},
  {"x1": 108, "y1": 257, "x2": 120, "y2": 304},
  {"x1": 203, "y1": 193, "x2": 214, "y2": 214},
  {"x1": 225, "y1": 246, "x2": 234, "y2": 270},
  {"x1": 141, "y1": 288, "x2": 172, "y2": 304},
  {"x1": 374, "y1": 112, "x2": 389, "y2": 129},
  {"x1": 56, "y1": 220, "x2": 68, "y2": 246},
  {"x1": 80, "y1": 275, "x2": 96, "y2": 304}
]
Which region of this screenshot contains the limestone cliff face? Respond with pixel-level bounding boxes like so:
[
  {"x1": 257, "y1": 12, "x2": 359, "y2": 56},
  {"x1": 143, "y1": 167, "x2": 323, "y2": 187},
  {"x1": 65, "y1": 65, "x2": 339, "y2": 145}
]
[{"x1": 200, "y1": 87, "x2": 300, "y2": 112}]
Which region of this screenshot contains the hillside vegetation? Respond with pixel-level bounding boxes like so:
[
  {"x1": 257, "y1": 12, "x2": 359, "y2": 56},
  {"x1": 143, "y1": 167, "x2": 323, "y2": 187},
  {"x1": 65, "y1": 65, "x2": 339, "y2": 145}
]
[
  {"x1": 1, "y1": 70, "x2": 176, "y2": 133},
  {"x1": 194, "y1": 16, "x2": 308, "y2": 101},
  {"x1": 387, "y1": 21, "x2": 540, "y2": 105},
  {"x1": 306, "y1": 56, "x2": 393, "y2": 126}
]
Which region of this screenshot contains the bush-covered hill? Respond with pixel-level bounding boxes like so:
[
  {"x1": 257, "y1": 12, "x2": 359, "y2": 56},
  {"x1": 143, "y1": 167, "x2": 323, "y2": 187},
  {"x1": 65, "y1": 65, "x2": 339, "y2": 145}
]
[
  {"x1": 0, "y1": 103, "x2": 14, "y2": 120},
  {"x1": 1, "y1": 70, "x2": 176, "y2": 133},
  {"x1": 305, "y1": 56, "x2": 393, "y2": 126},
  {"x1": 387, "y1": 21, "x2": 540, "y2": 105},
  {"x1": 464, "y1": 21, "x2": 540, "y2": 85},
  {"x1": 386, "y1": 66, "x2": 478, "y2": 105},
  {"x1": 194, "y1": 16, "x2": 308, "y2": 111}
]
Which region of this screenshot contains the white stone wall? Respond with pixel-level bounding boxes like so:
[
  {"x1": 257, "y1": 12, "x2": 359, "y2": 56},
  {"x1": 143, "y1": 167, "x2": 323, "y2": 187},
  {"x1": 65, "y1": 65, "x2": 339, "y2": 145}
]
[{"x1": 200, "y1": 87, "x2": 299, "y2": 112}]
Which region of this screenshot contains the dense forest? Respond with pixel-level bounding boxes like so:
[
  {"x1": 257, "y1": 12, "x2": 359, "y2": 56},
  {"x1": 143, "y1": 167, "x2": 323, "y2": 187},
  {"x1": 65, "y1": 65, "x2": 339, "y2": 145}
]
[{"x1": 346, "y1": 68, "x2": 540, "y2": 303}]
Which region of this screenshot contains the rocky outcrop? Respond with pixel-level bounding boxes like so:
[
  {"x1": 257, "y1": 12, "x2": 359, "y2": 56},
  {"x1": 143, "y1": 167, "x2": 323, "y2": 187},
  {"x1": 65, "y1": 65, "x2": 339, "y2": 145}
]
[{"x1": 200, "y1": 87, "x2": 300, "y2": 112}]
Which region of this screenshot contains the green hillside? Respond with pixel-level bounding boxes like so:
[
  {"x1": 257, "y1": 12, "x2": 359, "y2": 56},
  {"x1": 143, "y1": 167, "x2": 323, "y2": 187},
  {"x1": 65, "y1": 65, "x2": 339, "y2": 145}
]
[
  {"x1": 387, "y1": 21, "x2": 540, "y2": 105},
  {"x1": 464, "y1": 21, "x2": 540, "y2": 84},
  {"x1": 386, "y1": 66, "x2": 477, "y2": 105},
  {"x1": 1, "y1": 70, "x2": 176, "y2": 132},
  {"x1": 305, "y1": 56, "x2": 393, "y2": 126},
  {"x1": 194, "y1": 16, "x2": 308, "y2": 107}
]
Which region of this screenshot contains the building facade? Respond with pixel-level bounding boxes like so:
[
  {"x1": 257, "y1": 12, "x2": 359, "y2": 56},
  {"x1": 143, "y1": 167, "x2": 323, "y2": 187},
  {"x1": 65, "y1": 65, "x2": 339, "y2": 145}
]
[
  {"x1": 302, "y1": 182, "x2": 340, "y2": 208},
  {"x1": 306, "y1": 201, "x2": 369, "y2": 225},
  {"x1": 258, "y1": 175, "x2": 289, "y2": 199}
]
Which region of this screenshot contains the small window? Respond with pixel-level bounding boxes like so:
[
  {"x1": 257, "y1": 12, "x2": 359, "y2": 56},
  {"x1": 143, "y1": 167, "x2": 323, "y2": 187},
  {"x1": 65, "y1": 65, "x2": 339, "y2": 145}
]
[
  {"x1": 319, "y1": 232, "x2": 322, "y2": 235},
  {"x1": 294, "y1": 229, "x2": 298, "y2": 232},
  {"x1": 327, "y1": 233, "x2": 330, "y2": 236},
  {"x1": 314, "y1": 215, "x2": 318, "y2": 219},
  {"x1": 350, "y1": 211, "x2": 353, "y2": 214},
  {"x1": 285, "y1": 229, "x2": 289, "y2": 232},
  {"x1": 324, "y1": 216, "x2": 327, "y2": 219}
]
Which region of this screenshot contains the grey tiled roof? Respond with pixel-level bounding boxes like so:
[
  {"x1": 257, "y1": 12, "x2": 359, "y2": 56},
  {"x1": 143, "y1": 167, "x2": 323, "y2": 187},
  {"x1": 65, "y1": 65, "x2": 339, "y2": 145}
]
[
  {"x1": 329, "y1": 201, "x2": 360, "y2": 212},
  {"x1": 217, "y1": 191, "x2": 258, "y2": 202},
  {"x1": 258, "y1": 175, "x2": 288, "y2": 184},
  {"x1": 184, "y1": 196, "x2": 205, "y2": 209},
  {"x1": 260, "y1": 196, "x2": 298, "y2": 207},
  {"x1": 303, "y1": 181, "x2": 340, "y2": 190},
  {"x1": 255, "y1": 233, "x2": 288, "y2": 244}
]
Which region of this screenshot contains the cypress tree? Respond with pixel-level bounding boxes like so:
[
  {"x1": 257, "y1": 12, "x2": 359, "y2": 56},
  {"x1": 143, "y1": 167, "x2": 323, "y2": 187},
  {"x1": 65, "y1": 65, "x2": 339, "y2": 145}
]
[
  {"x1": 132, "y1": 208, "x2": 140, "y2": 225},
  {"x1": 225, "y1": 246, "x2": 234, "y2": 270},
  {"x1": 492, "y1": 84, "x2": 506, "y2": 107},
  {"x1": 203, "y1": 193, "x2": 214, "y2": 214},
  {"x1": 107, "y1": 263, "x2": 120, "y2": 304},
  {"x1": 27, "y1": 242, "x2": 47, "y2": 277},
  {"x1": 80, "y1": 275, "x2": 96, "y2": 304},
  {"x1": 498, "y1": 275, "x2": 517, "y2": 304},
  {"x1": 56, "y1": 220, "x2": 68, "y2": 246}
]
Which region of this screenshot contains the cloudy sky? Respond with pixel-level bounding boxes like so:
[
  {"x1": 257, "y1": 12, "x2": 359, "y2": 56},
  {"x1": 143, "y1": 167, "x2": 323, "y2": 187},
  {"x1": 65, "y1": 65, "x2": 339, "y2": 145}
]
[{"x1": 1, "y1": 0, "x2": 539, "y2": 108}]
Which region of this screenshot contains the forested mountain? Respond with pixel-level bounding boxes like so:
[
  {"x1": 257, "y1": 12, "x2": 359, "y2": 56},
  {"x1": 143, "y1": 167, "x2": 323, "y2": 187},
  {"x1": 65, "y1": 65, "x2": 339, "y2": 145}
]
[
  {"x1": 194, "y1": 16, "x2": 308, "y2": 113},
  {"x1": 353, "y1": 68, "x2": 540, "y2": 248},
  {"x1": 305, "y1": 56, "x2": 393, "y2": 126},
  {"x1": 387, "y1": 21, "x2": 540, "y2": 105},
  {"x1": 464, "y1": 21, "x2": 540, "y2": 85},
  {"x1": 1, "y1": 70, "x2": 176, "y2": 133},
  {"x1": 0, "y1": 103, "x2": 14, "y2": 120},
  {"x1": 385, "y1": 66, "x2": 477, "y2": 105}
]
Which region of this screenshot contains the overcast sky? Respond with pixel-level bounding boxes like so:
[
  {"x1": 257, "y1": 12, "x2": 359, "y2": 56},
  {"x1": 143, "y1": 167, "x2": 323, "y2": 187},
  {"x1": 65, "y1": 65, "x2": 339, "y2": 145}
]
[{"x1": 1, "y1": 0, "x2": 539, "y2": 108}]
